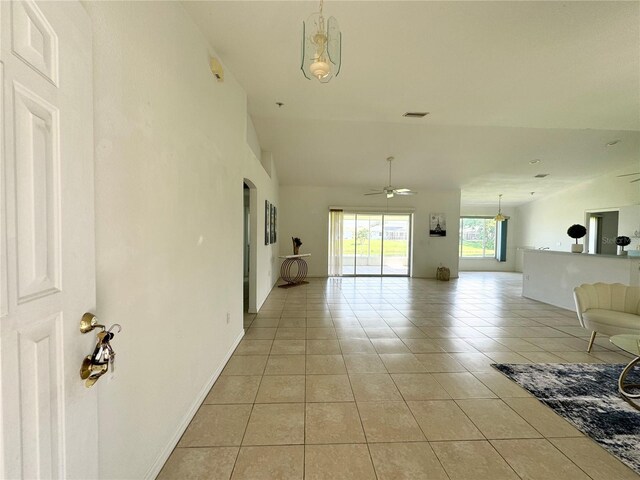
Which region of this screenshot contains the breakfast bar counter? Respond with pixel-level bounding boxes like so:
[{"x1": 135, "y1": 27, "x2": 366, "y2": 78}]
[{"x1": 522, "y1": 250, "x2": 640, "y2": 310}]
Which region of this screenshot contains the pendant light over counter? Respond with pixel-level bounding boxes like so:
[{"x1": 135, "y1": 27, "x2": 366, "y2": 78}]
[
  {"x1": 301, "y1": 0, "x2": 342, "y2": 83},
  {"x1": 494, "y1": 194, "x2": 506, "y2": 222}
]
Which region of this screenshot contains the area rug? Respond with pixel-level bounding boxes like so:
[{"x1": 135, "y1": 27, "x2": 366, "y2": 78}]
[{"x1": 492, "y1": 363, "x2": 640, "y2": 475}]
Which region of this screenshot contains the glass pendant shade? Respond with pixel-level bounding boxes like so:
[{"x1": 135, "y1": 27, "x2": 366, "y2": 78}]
[
  {"x1": 494, "y1": 194, "x2": 506, "y2": 222},
  {"x1": 301, "y1": 9, "x2": 341, "y2": 83}
]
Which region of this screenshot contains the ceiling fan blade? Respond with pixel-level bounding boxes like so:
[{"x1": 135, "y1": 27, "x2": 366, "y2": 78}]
[
  {"x1": 366, "y1": 158, "x2": 414, "y2": 200},
  {"x1": 617, "y1": 172, "x2": 640, "y2": 177}
]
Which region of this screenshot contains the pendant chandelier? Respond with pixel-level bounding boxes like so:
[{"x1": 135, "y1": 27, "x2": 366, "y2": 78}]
[
  {"x1": 494, "y1": 194, "x2": 506, "y2": 222},
  {"x1": 301, "y1": 0, "x2": 341, "y2": 83}
]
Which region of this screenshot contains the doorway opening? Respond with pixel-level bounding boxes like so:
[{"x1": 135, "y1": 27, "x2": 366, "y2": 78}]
[
  {"x1": 243, "y1": 179, "x2": 258, "y2": 313},
  {"x1": 331, "y1": 211, "x2": 412, "y2": 276},
  {"x1": 587, "y1": 210, "x2": 619, "y2": 255},
  {"x1": 243, "y1": 183, "x2": 250, "y2": 311}
]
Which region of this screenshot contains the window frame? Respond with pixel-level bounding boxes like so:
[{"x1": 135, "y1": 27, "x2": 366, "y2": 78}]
[{"x1": 458, "y1": 216, "x2": 498, "y2": 259}]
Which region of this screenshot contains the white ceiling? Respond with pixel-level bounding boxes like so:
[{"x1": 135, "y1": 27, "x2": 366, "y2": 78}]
[{"x1": 184, "y1": 1, "x2": 640, "y2": 206}]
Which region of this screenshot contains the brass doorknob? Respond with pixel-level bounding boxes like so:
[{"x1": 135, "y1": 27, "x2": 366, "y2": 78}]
[{"x1": 80, "y1": 312, "x2": 104, "y2": 333}]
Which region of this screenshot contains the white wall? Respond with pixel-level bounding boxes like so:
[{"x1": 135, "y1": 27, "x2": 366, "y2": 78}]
[
  {"x1": 516, "y1": 173, "x2": 640, "y2": 253},
  {"x1": 246, "y1": 114, "x2": 261, "y2": 162},
  {"x1": 245, "y1": 150, "x2": 280, "y2": 310},
  {"x1": 459, "y1": 206, "x2": 518, "y2": 272},
  {"x1": 85, "y1": 2, "x2": 278, "y2": 478},
  {"x1": 279, "y1": 186, "x2": 461, "y2": 278},
  {"x1": 619, "y1": 204, "x2": 640, "y2": 245}
]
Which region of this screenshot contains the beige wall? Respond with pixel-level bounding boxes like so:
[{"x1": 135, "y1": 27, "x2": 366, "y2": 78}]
[
  {"x1": 516, "y1": 173, "x2": 640, "y2": 254},
  {"x1": 85, "y1": 2, "x2": 278, "y2": 478},
  {"x1": 279, "y1": 186, "x2": 461, "y2": 278}
]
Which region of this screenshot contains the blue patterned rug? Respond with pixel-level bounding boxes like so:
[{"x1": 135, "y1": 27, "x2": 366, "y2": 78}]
[{"x1": 493, "y1": 363, "x2": 640, "y2": 475}]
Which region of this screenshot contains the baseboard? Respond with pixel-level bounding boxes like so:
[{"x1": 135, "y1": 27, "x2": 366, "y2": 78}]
[{"x1": 144, "y1": 329, "x2": 245, "y2": 480}]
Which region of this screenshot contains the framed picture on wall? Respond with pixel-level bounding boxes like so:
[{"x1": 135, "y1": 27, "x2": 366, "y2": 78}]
[
  {"x1": 273, "y1": 206, "x2": 277, "y2": 243},
  {"x1": 265, "y1": 200, "x2": 271, "y2": 245},
  {"x1": 429, "y1": 213, "x2": 446, "y2": 237},
  {"x1": 270, "y1": 204, "x2": 276, "y2": 244}
]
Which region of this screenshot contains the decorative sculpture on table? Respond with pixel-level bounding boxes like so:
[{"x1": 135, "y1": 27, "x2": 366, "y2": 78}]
[
  {"x1": 616, "y1": 236, "x2": 631, "y2": 256},
  {"x1": 567, "y1": 224, "x2": 587, "y2": 253},
  {"x1": 292, "y1": 237, "x2": 302, "y2": 255}
]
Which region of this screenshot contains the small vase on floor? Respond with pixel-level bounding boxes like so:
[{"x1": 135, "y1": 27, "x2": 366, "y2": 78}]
[{"x1": 571, "y1": 244, "x2": 583, "y2": 253}]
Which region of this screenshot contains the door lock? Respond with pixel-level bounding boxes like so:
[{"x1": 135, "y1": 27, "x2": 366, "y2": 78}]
[{"x1": 79, "y1": 313, "x2": 121, "y2": 387}]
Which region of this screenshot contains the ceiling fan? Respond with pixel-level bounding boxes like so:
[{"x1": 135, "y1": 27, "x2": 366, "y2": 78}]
[
  {"x1": 617, "y1": 172, "x2": 640, "y2": 183},
  {"x1": 365, "y1": 156, "x2": 417, "y2": 199}
]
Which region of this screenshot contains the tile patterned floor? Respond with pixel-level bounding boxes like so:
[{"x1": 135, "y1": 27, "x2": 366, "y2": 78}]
[{"x1": 158, "y1": 273, "x2": 639, "y2": 479}]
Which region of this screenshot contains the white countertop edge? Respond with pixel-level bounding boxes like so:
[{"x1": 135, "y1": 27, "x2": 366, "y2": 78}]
[{"x1": 523, "y1": 249, "x2": 639, "y2": 260}]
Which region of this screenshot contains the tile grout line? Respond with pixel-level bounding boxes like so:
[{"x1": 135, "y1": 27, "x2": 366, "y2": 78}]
[
  {"x1": 302, "y1": 308, "x2": 307, "y2": 480},
  {"x1": 192, "y1": 276, "x2": 625, "y2": 479}
]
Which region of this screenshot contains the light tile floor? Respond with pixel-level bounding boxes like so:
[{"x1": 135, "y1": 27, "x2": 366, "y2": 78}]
[{"x1": 158, "y1": 273, "x2": 639, "y2": 479}]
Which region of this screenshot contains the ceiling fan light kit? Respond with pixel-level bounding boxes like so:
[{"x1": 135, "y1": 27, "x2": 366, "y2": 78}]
[{"x1": 301, "y1": 0, "x2": 341, "y2": 83}]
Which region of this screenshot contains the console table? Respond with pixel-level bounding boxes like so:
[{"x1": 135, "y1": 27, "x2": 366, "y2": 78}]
[{"x1": 278, "y1": 254, "x2": 310, "y2": 288}]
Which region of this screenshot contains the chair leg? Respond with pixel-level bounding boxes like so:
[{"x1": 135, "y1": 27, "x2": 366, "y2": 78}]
[{"x1": 587, "y1": 331, "x2": 597, "y2": 353}]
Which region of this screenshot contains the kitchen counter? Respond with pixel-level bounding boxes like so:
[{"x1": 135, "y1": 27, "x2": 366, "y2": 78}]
[{"x1": 522, "y1": 249, "x2": 640, "y2": 310}]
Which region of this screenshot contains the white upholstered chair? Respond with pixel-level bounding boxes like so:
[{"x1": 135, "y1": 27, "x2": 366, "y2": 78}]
[{"x1": 573, "y1": 283, "x2": 640, "y2": 352}]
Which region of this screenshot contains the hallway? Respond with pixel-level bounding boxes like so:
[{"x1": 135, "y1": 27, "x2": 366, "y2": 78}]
[{"x1": 158, "y1": 273, "x2": 637, "y2": 479}]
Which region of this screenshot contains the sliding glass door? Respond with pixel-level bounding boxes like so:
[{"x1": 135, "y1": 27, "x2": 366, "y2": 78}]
[
  {"x1": 341, "y1": 213, "x2": 357, "y2": 275},
  {"x1": 339, "y1": 212, "x2": 411, "y2": 276},
  {"x1": 382, "y1": 215, "x2": 411, "y2": 275}
]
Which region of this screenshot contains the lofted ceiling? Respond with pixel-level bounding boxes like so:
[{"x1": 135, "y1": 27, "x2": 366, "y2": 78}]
[{"x1": 183, "y1": 1, "x2": 640, "y2": 206}]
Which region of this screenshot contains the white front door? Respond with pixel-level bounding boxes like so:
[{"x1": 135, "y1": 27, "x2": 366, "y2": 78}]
[{"x1": 0, "y1": 1, "x2": 97, "y2": 478}]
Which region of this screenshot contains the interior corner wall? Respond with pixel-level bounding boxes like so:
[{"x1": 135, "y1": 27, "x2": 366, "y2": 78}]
[
  {"x1": 85, "y1": 2, "x2": 278, "y2": 478},
  {"x1": 246, "y1": 114, "x2": 261, "y2": 163},
  {"x1": 244, "y1": 146, "x2": 280, "y2": 311},
  {"x1": 459, "y1": 206, "x2": 518, "y2": 272},
  {"x1": 515, "y1": 174, "x2": 640, "y2": 256},
  {"x1": 279, "y1": 186, "x2": 461, "y2": 278}
]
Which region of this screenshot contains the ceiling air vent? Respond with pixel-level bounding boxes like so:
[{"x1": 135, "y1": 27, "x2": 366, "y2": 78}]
[
  {"x1": 403, "y1": 112, "x2": 429, "y2": 118},
  {"x1": 534, "y1": 173, "x2": 550, "y2": 178}
]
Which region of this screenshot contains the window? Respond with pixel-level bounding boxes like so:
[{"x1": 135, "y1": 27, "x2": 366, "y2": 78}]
[{"x1": 459, "y1": 217, "x2": 496, "y2": 258}]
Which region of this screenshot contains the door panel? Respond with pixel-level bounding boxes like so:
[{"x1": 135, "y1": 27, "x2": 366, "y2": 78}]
[
  {"x1": 1, "y1": 1, "x2": 97, "y2": 478},
  {"x1": 17, "y1": 313, "x2": 63, "y2": 479},
  {"x1": 13, "y1": 81, "x2": 61, "y2": 302},
  {"x1": 382, "y1": 215, "x2": 410, "y2": 275},
  {"x1": 355, "y1": 214, "x2": 382, "y2": 275},
  {"x1": 341, "y1": 213, "x2": 356, "y2": 275},
  {"x1": 11, "y1": 0, "x2": 58, "y2": 85}
]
